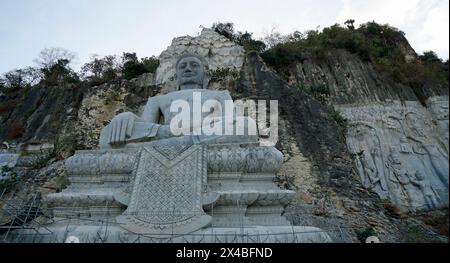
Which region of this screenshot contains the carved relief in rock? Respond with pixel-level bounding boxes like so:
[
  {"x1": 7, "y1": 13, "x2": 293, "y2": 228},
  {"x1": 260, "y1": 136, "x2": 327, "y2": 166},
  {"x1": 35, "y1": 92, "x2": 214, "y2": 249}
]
[{"x1": 338, "y1": 98, "x2": 449, "y2": 210}]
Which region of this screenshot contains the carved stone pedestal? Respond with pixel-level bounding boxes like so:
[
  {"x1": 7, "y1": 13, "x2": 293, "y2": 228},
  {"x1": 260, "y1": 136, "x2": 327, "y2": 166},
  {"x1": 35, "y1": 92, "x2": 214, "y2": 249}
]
[{"x1": 11, "y1": 136, "x2": 331, "y2": 243}]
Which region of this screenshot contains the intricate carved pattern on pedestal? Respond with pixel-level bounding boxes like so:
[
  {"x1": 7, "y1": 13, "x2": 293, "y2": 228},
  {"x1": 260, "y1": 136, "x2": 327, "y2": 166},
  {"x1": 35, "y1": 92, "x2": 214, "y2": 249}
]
[{"x1": 117, "y1": 144, "x2": 211, "y2": 236}]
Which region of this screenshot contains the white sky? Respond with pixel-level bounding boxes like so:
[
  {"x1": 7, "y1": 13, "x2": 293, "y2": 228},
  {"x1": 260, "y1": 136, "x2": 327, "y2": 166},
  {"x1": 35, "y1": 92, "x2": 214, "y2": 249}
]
[{"x1": 0, "y1": 0, "x2": 448, "y2": 74}]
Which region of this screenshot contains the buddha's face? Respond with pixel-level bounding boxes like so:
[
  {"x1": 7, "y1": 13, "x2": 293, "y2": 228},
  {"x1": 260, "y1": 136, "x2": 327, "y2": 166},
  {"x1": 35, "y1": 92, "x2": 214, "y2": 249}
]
[{"x1": 176, "y1": 56, "x2": 204, "y2": 89}]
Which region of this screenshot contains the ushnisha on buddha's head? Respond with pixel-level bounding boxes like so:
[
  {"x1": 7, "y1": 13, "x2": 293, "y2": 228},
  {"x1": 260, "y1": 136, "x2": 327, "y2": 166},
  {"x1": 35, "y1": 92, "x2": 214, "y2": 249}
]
[{"x1": 176, "y1": 53, "x2": 208, "y2": 90}]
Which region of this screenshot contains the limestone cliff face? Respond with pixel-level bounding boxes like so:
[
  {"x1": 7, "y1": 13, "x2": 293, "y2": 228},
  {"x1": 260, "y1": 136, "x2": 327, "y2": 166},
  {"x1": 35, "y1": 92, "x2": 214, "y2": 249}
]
[
  {"x1": 0, "y1": 84, "x2": 84, "y2": 158},
  {"x1": 277, "y1": 49, "x2": 449, "y2": 211},
  {"x1": 286, "y1": 49, "x2": 448, "y2": 105},
  {"x1": 0, "y1": 29, "x2": 448, "y2": 242},
  {"x1": 0, "y1": 74, "x2": 159, "y2": 157},
  {"x1": 76, "y1": 74, "x2": 160, "y2": 150}
]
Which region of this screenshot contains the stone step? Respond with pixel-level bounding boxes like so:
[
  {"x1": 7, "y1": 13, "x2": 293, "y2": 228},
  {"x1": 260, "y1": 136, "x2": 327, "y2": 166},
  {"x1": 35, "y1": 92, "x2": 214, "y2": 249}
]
[
  {"x1": 68, "y1": 172, "x2": 278, "y2": 184},
  {"x1": 213, "y1": 190, "x2": 294, "y2": 206},
  {"x1": 44, "y1": 189, "x2": 294, "y2": 216},
  {"x1": 43, "y1": 188, "x2": 124, "y2": 208},
  {"x1": 68, "y1": 175, "x2": 129, "y2": 184},
  {"x1": 211, "y1": 214, "x2": 291, "y2": 227},
  {"x1": 7, "y1": 224, "x2": 332, "y2": 243}
]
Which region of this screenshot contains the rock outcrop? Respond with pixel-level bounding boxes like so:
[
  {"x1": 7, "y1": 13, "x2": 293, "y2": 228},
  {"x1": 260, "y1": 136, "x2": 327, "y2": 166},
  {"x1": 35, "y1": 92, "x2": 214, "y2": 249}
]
[
  {"x1": 286, "y1": 49, "x2": 448, "y2": 105},
  {"x1": 156, "y1": 28, "x2": 245, "y2": 93}
]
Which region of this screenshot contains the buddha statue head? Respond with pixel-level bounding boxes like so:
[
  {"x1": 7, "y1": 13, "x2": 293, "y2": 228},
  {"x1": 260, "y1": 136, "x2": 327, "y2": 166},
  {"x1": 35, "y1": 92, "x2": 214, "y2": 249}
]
[{"x1": 176, "y1": 53, "x2": 208, "y2": 90}]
